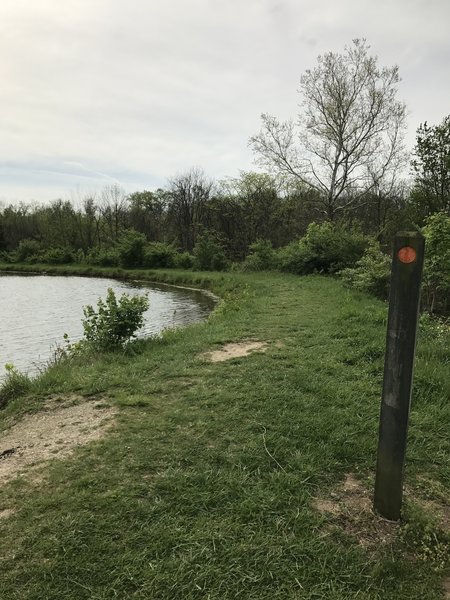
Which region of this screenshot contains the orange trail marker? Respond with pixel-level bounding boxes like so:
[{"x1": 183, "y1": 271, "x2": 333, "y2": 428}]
[{"x1": 397, "y1": 246, "x2": 417, "y2": 264}]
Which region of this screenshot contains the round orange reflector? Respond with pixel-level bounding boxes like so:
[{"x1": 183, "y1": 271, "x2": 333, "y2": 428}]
[{"x1": 397, "y1": 246, "x2": 417, "y2": 264}]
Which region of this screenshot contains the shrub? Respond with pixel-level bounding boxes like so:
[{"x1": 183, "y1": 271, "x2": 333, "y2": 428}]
[
  {"x1": 0, "y1": 250, "x2": 11, "y2": 263},
  {"x1": 74, "y1": 248, "x2": 86, "y2": 264},
  {"x1": 339, "y1": 242, "x2": 391, "y2": 299},
  {"x1": 242, "y1": 239, "x2": 278, "y2": 271},
  {"x1": 173, "y1": 251, "x2": 194, "y2": 270},
  {"x1": 86, "y1": 247, "x2": 120, "y2": 267},
  {"x1": 82, "y1": 288, "x2": 149, "y2": 351},
  {"x1": 422, "y1": 212, "x2": 450, "y2": 315},
  {"x1": 14, "y1": 239, "x2": 42, "y2": 263},
  {"x1": 193, "y1": 231, "x2": 229, "y2": 271},
  {"x1": 39, "y1": 247, "x2": 74, "y2": 264},
  {"x1": 143, "y1": 242, "x2": 176, "y2": 268},
  {"x1": 277, "y1": 222, "x2": 369, "y2": 275},
  {"x1": 117, "y1": 229, "x2": 147, "y2": 268},
  {"x1": 0, "y1": 364, "x2": 31, "y2": 409}
]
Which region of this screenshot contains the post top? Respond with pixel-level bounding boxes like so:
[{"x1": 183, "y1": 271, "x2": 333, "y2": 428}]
[{"x1": 395, "y1": 231, "x2": 424, "y2": 239}]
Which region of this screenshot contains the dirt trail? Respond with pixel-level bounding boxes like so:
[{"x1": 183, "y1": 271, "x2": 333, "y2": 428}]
[{"x1": 0, "y1": 397, "x2": 115, "y2": 484}]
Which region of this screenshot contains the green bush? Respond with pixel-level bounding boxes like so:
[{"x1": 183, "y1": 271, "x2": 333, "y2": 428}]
[
  {"x1": 0, "y1": 364, "x2": 31, "y2": 409},
  {"x1": 173, "y1": 251, "x2": 194, "y2": 269},
  {"x1": 86, "y1": 247, "x2": 120, "y2": 267},
  {"x1": 143, "y1": 242, "x2": 176, "y2": 268},
  {"x1": 117, "y1": 229, "x2": 147, "y2": 268},
  {"x1": 74, "y1": 248, "x2": 86, "y2": 264},
  {"x1": 422, "y1": 212, "x2": 450, "y2": 315},
  {"x1": 39, "y1": 247, "x2": 74, "y2": 264},
  {"x1": 14, "y1": 239, "x2": 42, "y2": 263},
  {"x1": 339, "y1": 242, "x2": 391, "y2": 299},
  {"x1": 82, "y1": 288, "x2": 149, "y2": 351},
  {"x1": 277, "y1": 222, "x2": 369, "y2": 275},
  {"x1": 242, "y1": 239, "x2": 278, "y2": 271},
  {"x1": 193, "y1": 232, "x2": 229, "y2": 271}
]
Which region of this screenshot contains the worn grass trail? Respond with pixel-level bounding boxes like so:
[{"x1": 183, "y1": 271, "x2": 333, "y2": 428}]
[{"x1": 0, "y1": 271, "x2": 449, "y2": 599}]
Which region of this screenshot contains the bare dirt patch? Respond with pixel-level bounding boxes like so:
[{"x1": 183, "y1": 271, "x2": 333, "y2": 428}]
[
  {"x1": 204, "y1": 340, "x2": 268, "y2": 363},
  {"x1": 314, "y1": 474, "x2": 399, "y2": 548},
  {"x1": 443, "y1": 578, "x2": 450, "y2": 599},
  {"x1": 0, "y1": 398, "x2": 115, "y2": 484},
  {"x1": 0, "y1": 508, "x2": 15, "y2": 520}
]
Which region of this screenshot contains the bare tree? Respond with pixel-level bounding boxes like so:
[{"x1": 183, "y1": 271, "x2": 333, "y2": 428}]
[
  {"x1": 167, "y1": 167, "x2": 213, "y2": 251},
  {"x1": 250, "y1": 39, "x2": 406, "y2": 220},
  {"x1": 99, "y1": 184, "x2": 128, "y2": 242}
]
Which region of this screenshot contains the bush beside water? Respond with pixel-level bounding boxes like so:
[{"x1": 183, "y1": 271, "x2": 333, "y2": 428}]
[{"x1": 0, "y1": 288, "x2": 149, "y2": 408}]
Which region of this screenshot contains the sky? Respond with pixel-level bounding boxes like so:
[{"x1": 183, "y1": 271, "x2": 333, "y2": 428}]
[{"x1": 0, "y1": 0, "x2": 449, "y2": 204}]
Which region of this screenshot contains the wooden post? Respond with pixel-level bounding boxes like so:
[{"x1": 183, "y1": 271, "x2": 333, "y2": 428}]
[{"x1": 373, "y1": 232, "x2": 425, "y2": 521}]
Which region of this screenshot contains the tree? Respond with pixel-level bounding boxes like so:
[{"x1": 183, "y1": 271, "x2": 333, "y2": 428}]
[
  {"x1": 127, "y1": 189, "x2": 168, "y2": 241},
  {"x1": 411, "y1": 115, "x2": 450, "y2": 218},
  {"x1": 99, "y1": 184, "x2": 128, "y2": 242},
  {"x1": 250, "y1": 39, "x2": 406, "y2": 220},
  {"x1": 167, "y1": 168, "x2": 213, "y2": 252}
]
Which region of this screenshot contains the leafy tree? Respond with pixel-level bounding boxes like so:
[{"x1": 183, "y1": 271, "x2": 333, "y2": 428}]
[
  {"x1": 34, "y1": 200, "x2": 80, "y2": 250},
  {"x1": 250, "y1": 39, "x2": 406, "y2": 220},
  {"x1": 1, "y1": 203, "x2": 39, "y2": 250},
  {"x1": 422, "y1": 212, "x2": 450, "y2": 314},
  {"x1": 411, "y1": 115, "x2": 450, "y2": 218},
  {"x1": 193, "y1": 230, "x2": 228, "y2": 271},
  {"x1": 128, "y1": 189, "x2": 168, "y2": 241},
  {"x1": 117, "y1": 229, "x2": 146, "y2": 268}
]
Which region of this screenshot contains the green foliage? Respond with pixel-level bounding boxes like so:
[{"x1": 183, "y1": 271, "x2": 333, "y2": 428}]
[
  {"x1": 117, "y1": 229, "x2": 147, "y2": 268},
  {"x1": 74, "y1": 248, "x2": 85, "y2": 264},
  {"x1": 339, "y1": 242, "x2": 391, "y2": 299},
  {"x1": 14, "y1": 239, "x2": 42, "y2": 263},
  {"x1": 143, "y1": 242, "x2": 176, "y2": 268},
  {"x1": 0, "y1": 364, "x2": 31, "y2": 409},
  {"x1": 86, "y1": 247, "x2": 120, "y2": 267},
  {"x1": 411, "y1": 115, "x2": 450, "y2": 218},
  {"x1": 193, "y1": 231, "x2": 229, "y2": 271},
  {"x1": 39, "y1": 247, "x2": 74, "y2": 265},
  {"x1": 241, "y1": 239, "x2": 278, "y2": 271},
  {"x1": 82, "y1": 288, "x2": 149, "y2": 351},
  {"x1": 277, "y1": 221, "x2": 369, "y2": 275},
  {"x1": 422, "y1": 211, "x2": 450, "y2": 314},
  {"x1": 0, "y1": 250, "x2": 11, "y2": 263},
  {"x1": 173, "y1": 251, "x2": 194, "y2": 269}
]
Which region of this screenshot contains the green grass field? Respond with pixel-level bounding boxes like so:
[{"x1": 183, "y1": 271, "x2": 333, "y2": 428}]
[{"x1": 0, "y1": 267, "x2": 449, "y2": 599}]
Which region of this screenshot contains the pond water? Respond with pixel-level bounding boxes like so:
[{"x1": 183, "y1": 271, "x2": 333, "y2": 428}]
[{"x1": 0, "y1": 274, "x2": 215, "y2": 380}]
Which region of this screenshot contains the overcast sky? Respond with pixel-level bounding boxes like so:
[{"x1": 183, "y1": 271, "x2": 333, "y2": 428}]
[{"x1": 0, "y1": 0, "x2": 449, "y2": 204}]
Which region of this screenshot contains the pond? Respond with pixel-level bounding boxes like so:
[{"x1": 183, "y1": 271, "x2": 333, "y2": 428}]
[{"x1": 0, "y1": 274, "x2": 215, "y2": 380}]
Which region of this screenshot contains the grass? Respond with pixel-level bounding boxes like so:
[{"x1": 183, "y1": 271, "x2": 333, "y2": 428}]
[{"x1": 0, "y1": 267, "x2": 449, "y2": 599}]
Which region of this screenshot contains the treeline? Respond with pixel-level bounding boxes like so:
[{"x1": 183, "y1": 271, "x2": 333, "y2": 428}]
[
  {"x1": 0, "y1": 164, "x2": 445, "y2": 262},
  {"x1": 0, "y1": 113, "x2": 449, "y2": 314}
]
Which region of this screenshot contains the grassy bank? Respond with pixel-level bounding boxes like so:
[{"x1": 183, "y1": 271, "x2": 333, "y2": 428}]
[{"x1": 0, "y1": 267, "x2": 449, "y2": 599}]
